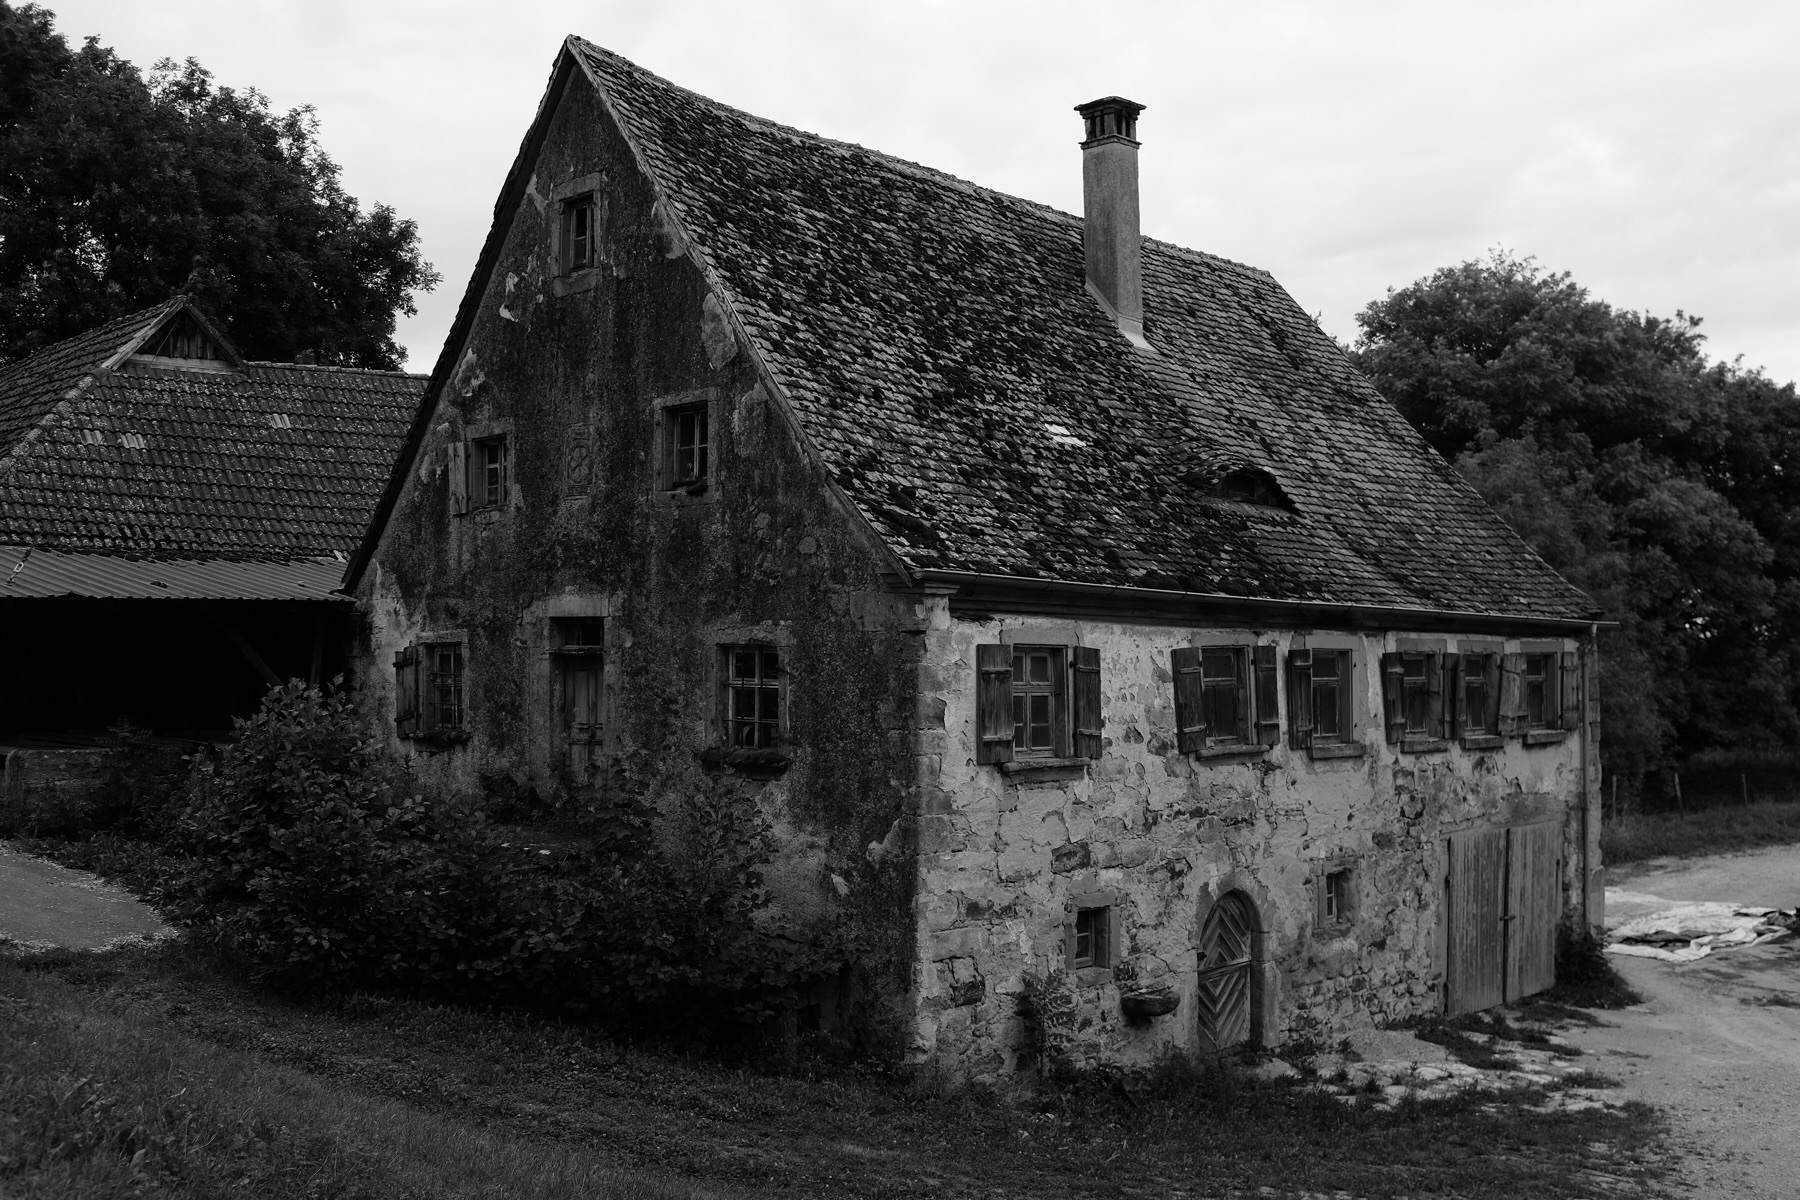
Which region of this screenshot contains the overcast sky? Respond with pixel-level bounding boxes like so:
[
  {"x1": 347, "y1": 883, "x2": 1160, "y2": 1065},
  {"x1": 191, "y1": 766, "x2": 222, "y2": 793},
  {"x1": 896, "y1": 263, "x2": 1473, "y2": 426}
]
[{"x1": 42, "y1": 0, "x2": 1800, "y2": 384}]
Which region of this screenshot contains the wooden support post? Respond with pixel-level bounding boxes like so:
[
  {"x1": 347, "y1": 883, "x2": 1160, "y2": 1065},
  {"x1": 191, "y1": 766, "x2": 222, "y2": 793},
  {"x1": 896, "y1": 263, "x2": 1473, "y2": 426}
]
[
  {"x1": 205, "y1": 608, "x2": 281, "y2": 689},
  {"x1": 1741, "y1": 773, "x2": 1750, "y2": 808},
  {"x1": 1674, "y1": 772, "x2": 1684, "y2": 817},
  {"x1": 309, "y1": 621, "x2": 326, "y2": 688}
]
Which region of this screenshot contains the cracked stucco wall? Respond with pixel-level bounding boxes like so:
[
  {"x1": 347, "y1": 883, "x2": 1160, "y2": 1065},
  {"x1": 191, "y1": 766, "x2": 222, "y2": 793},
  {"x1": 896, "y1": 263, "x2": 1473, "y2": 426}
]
[{"x1": 908, "y1": 601, "x2": 1590, "y2": 1079}]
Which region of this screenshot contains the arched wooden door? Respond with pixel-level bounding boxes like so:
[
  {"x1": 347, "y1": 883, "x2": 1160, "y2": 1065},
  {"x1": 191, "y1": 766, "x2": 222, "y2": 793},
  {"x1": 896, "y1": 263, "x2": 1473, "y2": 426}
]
[{"x1": 1196, "y1": 891, "x2": 1255, "y2": 1053}]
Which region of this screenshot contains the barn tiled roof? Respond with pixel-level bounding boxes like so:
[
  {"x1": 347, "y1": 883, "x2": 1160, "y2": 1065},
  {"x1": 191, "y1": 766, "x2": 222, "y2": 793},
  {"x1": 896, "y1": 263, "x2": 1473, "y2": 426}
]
[
  {"x1": 0, "y1": 299, "x2": 425, "y2": 561},
  {"x1": 568, "y1": 41, "x2": 1597, "y2": 622}
]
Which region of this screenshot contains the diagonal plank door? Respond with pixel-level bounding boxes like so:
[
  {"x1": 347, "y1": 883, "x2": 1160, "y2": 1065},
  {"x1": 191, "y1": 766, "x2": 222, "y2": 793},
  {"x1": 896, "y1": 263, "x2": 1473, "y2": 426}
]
[
  {"x1": 1196, "y1": 892, "x2": 1254, "y2": 1052},
  {"x1": 1446, "y1": 828, "x2": 1507, "y2": 1015}
]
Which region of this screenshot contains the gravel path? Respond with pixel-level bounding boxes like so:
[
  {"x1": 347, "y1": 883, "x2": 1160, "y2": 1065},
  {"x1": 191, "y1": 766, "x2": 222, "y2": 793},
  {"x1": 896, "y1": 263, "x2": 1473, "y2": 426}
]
[
  {"x1": 1564, "y1": 844, "x2": 1800, "y2": 1199},
  {"x1": 0, "y1": 840, "x2": 171, "y2": 949}
]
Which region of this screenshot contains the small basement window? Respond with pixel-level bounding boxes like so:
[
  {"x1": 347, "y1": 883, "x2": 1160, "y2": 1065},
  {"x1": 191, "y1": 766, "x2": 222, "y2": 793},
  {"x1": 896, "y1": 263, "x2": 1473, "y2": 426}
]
[
  {"x1": 1072, "y1": 905, "x2": 1111, "y2": 970},
  {"x1": 1322, "y1": 869, "x2": 1351, "y2": 923}
]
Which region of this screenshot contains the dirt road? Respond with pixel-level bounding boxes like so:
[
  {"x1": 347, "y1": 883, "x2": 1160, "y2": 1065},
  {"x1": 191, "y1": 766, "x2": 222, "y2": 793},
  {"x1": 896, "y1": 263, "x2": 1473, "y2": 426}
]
[
  {"x1": 0, "y1": 840, "x2": 170, "y2": 949},
  {"x1": 1566, "y1": 844, "x2": 1800, "y2": 1199}
]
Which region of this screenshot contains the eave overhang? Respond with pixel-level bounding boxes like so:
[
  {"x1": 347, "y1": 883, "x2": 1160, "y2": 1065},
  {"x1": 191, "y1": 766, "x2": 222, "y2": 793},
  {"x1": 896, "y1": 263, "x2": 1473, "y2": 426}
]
[{"x1": 910, "y1": 568, "x2": 1611, "y2": 636}]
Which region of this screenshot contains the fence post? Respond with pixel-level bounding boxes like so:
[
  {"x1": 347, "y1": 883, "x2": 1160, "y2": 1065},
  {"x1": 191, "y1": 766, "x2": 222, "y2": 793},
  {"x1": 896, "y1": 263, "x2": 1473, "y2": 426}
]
[
  {"x1": 1742, "y1": 773, "x2": 1750, "y2": 808},
  {"x1": 1674, "y1": 772, "x2": 1684, "y2": 817}
]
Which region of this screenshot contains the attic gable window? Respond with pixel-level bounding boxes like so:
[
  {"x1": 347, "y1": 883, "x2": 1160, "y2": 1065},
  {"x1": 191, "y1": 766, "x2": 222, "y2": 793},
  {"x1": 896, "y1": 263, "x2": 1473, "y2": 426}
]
[
  {"x1": 563, "y1": 195, "x2": 597, "y2": 272},
  {"x1": 124, "y1": 309, "x2": 238, "y2": 374}
]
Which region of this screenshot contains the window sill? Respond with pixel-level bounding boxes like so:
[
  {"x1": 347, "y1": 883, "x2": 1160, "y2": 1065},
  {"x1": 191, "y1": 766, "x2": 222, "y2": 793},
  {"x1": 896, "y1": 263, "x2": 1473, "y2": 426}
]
[
  {"x1": 1461, "y1": 734, "x2": 1505, "y2": 751},
  {"x1": 405, "y1": 728, "x2": 470, "y2": 751},
  {"x1": 998, "y1": 756, "x2": 1088, "y2": 780},
  {"x1": 1069, "y1": 965, "x2": 1114, "y2": 988},
  {"x1": 551, "y1": 269, "x2": 601, "y2": 297},
  {"x1": 655, "y1": 481, "x2": 714, "y2": 506},
  {"x1": 1195, "y1": 743, "x2": 1268, "y2": 762},
  {"x1": 1313, "y1": 920, "x2": 1355, "y2": 940},
  {"x1": 1307, "y1": 741, "x2": 1366, "y2": 760},
  {"x1": 1399, "y1": 737, "x2": 1450, "y2": 754},
  {"x1": 699, "y1": 746, "x2": 790, "y2": 778},
  {"x1": 1523, "y1": 729, "x2": 1570, "y2": 746}
]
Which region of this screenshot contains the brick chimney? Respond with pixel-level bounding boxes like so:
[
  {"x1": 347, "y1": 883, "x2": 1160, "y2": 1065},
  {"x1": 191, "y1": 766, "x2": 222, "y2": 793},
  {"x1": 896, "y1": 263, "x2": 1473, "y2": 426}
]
[{"x1": 1076, "y1": 96, "x2": 1150, "y2": 350}]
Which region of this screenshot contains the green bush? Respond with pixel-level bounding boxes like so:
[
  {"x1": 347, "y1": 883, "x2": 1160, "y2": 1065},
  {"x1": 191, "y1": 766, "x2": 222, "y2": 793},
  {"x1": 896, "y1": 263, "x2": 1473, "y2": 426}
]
[{"x1": 156, "y1": 681, "x2": 834, "y2": 1030}]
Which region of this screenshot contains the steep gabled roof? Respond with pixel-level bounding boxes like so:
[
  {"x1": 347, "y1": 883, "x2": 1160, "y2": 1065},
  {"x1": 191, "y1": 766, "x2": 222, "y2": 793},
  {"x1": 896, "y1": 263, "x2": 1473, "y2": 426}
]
[
  {"x1": 0, "y1": 298, "x2": 425, "y2": 563},
  {"x1": 352, "y1": 39, "x2": 1596, "y2": 625},
  {"x1": 567, "y1": 40, "x2": 1595, "y2": 623}
]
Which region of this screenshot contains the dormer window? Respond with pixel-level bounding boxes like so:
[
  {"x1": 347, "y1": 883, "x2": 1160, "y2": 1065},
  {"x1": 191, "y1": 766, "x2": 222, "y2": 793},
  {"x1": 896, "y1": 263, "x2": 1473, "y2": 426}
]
[
  {"x1": 1214, "y1": 467, "x2": 1288, "y2": 507},
  {"x1": 123, "y1": 307, "x2": 239, "y2": 375}
]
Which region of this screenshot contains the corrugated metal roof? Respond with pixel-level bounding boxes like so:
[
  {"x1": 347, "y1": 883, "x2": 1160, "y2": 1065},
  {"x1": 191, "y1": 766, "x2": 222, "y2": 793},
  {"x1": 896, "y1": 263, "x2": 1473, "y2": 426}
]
[{"x1": 0, "y1": 546, "x2": 347, "y2": 601}]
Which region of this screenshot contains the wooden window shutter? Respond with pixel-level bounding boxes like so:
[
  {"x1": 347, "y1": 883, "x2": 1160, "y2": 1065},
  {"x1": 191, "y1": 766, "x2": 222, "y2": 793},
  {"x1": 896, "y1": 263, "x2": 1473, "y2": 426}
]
[
  {"x1": 1286, "y1": 646, "x2": 1312, "y2": 750},
  {"x1": 1380, "y1": 652, "x2": 1405, "y2": 744},
  {"x1": 1559, "y1": 650, "x2": 1581, "y2": 731},
  {"x1": 975, "y1": 644, "x2": 1013, "y2": 765},
  {"x1": 1443, "y1": 652, "x2": 1464, "y2": 739},
  {"x1": 448, "y1": 441, "x2": 469, "y2": 516},
  {"x1": 1497, "y1": 652, "x2": 1525, "y2": 737},
  {"x1": 1483, "y1": 654, "x2": 1502, "y2": 733},
  {"x1": 1232, "y1": 649, "x2": 1253, "y2": 744},
  {"x1": 393, "y1": 645, "x2": 418, "y2": 737},
  {"x1": 1253, "y1": 644, "x2": 1280, "y2": 747},
  {"x1": 1172, "y1": 646, "x2": 1206, "y2": 754},
  {"x1": 1072, "y1": 646, "x2": 1103, "y2": 760},
  {"x1": 1426, "y1": 652, "x2": 1446, "y2": 739}
]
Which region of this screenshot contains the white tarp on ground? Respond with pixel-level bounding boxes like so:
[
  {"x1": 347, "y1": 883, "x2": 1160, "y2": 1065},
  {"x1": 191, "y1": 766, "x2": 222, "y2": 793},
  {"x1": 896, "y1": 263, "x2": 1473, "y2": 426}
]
[{"x1": 1604, "y1": 889, "x2": 1794, "y2": 962}]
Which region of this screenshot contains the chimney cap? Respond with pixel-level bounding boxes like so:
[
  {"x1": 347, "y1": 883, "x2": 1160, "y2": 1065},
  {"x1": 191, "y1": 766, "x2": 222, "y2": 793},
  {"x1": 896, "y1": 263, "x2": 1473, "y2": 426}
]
[{"x1": 1075, "y1": 96, "x2": 1146, "y2": 146}]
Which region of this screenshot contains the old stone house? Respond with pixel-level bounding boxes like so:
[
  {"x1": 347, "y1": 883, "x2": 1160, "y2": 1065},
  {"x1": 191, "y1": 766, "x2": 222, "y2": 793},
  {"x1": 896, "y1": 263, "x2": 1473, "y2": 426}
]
[
  {"x1": 345, "y1": 38, "x2": 1604, "y2": 1076},
  {"x1": 0, "y1": 297, "x2": 422, "y2": 822}
]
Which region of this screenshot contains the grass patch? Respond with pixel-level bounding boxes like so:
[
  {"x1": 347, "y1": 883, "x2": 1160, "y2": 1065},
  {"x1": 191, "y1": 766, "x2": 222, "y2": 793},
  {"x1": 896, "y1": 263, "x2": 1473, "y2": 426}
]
[
  {"x1": 0, "y1": 941, "x2": 1675, "y2": 1200},
  {"x1": 1543, "y1": 927, "x2": 1642, "y2": 1010},
  {"x1": 1602, "y1": 801, "x2": 1800, "y2": 866}
]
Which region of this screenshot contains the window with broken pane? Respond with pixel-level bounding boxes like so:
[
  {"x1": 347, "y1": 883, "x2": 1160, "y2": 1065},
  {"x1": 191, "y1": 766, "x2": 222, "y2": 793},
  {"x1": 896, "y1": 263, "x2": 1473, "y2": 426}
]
[{"x1": 726, "y1": 645, "x2": 781, "y2": 749}]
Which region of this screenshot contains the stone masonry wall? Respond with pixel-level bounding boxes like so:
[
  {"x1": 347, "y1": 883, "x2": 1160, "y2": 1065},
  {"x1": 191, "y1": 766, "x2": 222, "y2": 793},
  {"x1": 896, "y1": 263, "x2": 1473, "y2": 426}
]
[
  {"x1": 354, "y1": 72, "x2": 924, "y2": 1047},
  {"x1": 908, "y1": 601, "x2": 1591, "y2": 1079}
]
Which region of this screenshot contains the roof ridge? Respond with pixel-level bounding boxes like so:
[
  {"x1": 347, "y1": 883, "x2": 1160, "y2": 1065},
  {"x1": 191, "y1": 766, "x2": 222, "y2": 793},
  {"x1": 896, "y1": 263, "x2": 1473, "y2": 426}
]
[
  {"x1": 572, "y1": 40, "x2": 1276, "y2": 283},
  {"x1": 249, "y1": 361, "x2": 429, "y2": 379}
]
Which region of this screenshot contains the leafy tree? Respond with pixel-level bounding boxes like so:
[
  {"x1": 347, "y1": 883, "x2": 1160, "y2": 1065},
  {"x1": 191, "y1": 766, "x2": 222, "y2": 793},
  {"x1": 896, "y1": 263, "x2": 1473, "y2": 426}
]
[
  {"x1": 1353, "y1": 251, "x2": 1800, "y2": 801},
  {"x1": 0, "y1": 2, "x2": 437, "y2": 367}
]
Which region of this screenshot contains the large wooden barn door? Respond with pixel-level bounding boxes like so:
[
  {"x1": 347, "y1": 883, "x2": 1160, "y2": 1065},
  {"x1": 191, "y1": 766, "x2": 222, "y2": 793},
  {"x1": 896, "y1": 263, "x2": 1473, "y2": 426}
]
[
  {"x1": 1196, "y1": 892, "x2": 1254, "y2": 1052},
  {"x1": 1506, "y1": 822, "x2": 1561, "y2": 1000},
  {"x1": 1447, "y1": 828, "x2": 1507, "y2": 1015},
  {"x1": 1446, "y1": 823, "x2": 1561, "y2": 1015}
]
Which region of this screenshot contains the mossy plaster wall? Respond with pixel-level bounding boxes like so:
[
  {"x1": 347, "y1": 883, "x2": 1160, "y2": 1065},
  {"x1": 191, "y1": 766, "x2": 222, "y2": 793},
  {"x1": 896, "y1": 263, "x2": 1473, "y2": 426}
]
[
  {"x1": 908, "y1": 608, "x2": 1585, "y2": 1078},
  {"x1": 355, "y1": 74, "x2": 925, "y2": 1033}
]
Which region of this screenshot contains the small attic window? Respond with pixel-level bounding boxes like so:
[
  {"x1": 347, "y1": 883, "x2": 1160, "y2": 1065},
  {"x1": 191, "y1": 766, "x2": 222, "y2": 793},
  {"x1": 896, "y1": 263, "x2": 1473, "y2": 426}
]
[
  {"x1": 1180, "y1": 456, "x2": 1294, "y2": 510},
  {"x1": 1215, "y1": 467, "x2": 1288, "y2": 507}
]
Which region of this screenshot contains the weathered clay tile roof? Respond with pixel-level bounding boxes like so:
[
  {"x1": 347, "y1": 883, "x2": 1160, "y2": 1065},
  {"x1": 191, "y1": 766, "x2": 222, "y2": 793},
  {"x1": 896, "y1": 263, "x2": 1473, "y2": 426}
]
[
  {"x1": 0, "y1": 300, "x2": 425, "y2": 562},
  {"x1": 567, "y1": 41, "x2": 1596, "y2": 621}
]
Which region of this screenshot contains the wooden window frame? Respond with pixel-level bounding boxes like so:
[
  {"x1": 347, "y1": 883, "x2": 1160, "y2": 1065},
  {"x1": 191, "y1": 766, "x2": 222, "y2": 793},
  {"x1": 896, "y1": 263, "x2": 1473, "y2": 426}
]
[
  {"x1": 1287, "y1": 638, "x2": 1366, "y2": 760},
  {"x1": 1314, "y1": 859, "x2": 1356, "y2": 933},
  {"x1": 1064, "y1": 886, "x2": 1122, "y2": 978},
  {"x1": 722, "y1": 643, "x2": 784, "y2": 751},
  {"x1": 1010, "y1": 644, "x2": 1067, "y2": 758},
  {"x1": 1384, "y1": 644, "x2": 1449, "y2": 753},
  {"x1": 1174, "y1": 638, "x2": 1277, "y2": 761},
  {"x1": 651, "y1": 390, "x2": 718, "y2": 502},
  {"x1": 1453, "y1": 643, "x2": 1505, "y2": 749},
  {"x1": 472, "y1": 435, "x2": 509, "y2": 510},
  {"x1": 976, "y1": 636, "x2": 1102, "y2": 769},
  {"x1": 1514, "y1": 642, "x2": 1578, "y2": 746},
  {"x1": 395, "y1": 636, "x2": 469, "y2": 742},
  {"x1": 562, "y1": 194, "x2": 598, "y2": 273},
  {"x1": 550, "y1": 618, "x2": 606, "y2": 764}
]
